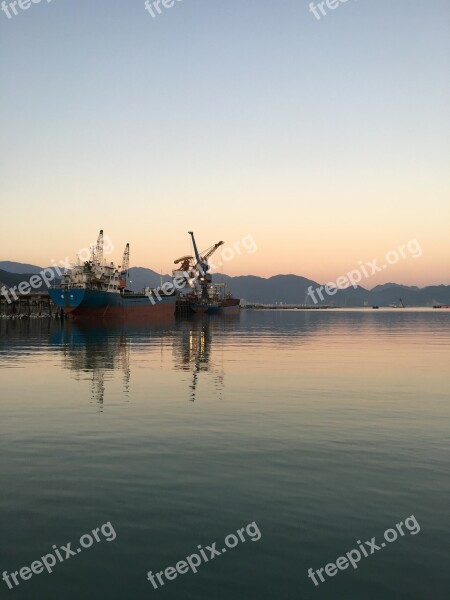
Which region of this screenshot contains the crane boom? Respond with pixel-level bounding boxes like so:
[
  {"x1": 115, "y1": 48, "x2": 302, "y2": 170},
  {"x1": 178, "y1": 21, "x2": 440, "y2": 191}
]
[
  {"x1": 188, "y1": 231, "x2": 201, "y2": 265},
  {"x1": 95, "y1": 229, "x2": 104, "y2": 266},
  {"x1": 202, "y1": 241, "x2": 224, "y2": 262},
  {"x1": 118, "y1": 243, "x2": 130, "y2": 290},
  {"x1": 121, "y1": 243, "x2": 130, "y2": 273}
]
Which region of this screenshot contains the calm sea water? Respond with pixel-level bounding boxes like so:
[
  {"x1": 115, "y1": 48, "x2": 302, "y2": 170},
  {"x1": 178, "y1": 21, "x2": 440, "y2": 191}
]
[{"x1": 0, "y1": 309, "x2": 449, "y2": 600}]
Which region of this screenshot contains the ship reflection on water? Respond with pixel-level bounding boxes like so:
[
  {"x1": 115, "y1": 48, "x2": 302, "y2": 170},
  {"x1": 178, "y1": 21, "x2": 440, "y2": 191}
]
[
  {"x1": 51, "y1": 323, "x2": 133, "y2": 409},
  {"x1": 49, "y1": 316, "x2": 233, "y2": 407}
]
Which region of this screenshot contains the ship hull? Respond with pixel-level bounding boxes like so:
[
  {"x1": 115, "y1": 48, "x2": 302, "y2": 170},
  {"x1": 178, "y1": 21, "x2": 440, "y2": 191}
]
[
  {"x1": 191, "y1": 304, "x2": 209, "y2": 314},
  {"x1": 191, "y1": 298, "x2": 240, "y2": 315},
  {"x1": 205, "y1": 304, "x2": 240, "y2": 315},
  {"x1": 49, "y1": 288, "x2": 176, "y2": 320}
]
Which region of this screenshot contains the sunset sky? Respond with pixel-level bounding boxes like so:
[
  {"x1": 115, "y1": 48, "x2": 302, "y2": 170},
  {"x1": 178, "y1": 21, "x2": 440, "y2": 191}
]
[{"x1": 1, "y1": 0, "x2": 449, "y2": 287}]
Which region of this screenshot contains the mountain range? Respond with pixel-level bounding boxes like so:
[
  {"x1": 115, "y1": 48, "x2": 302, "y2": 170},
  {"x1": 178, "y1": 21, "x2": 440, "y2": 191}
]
[{"x1": 0, "y1": 261, "x2": 449, "y2": 307}]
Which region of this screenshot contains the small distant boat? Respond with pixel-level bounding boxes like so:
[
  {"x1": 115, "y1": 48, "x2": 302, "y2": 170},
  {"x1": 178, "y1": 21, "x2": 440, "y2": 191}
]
[
  {"x1": 433, "y1": 305, "x2": 450, "y2": 309},
  {"x1": 390, "y1": 298, "x2": 405, "y2": 309},
  {"x1": 372, "y1": 306, "x2": 379, "y2": 309}
]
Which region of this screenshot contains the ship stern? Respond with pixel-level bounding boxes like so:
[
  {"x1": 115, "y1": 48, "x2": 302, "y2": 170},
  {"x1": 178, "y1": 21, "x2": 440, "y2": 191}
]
[{"x1": 49, "y1": 288, "x2": 85, "y2": 314}]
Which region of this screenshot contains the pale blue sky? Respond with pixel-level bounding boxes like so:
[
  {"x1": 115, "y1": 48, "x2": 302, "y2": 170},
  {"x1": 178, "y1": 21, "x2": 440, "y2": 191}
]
[{"x1": 1, "y1": 0, "x2": 449, "y2": 284}]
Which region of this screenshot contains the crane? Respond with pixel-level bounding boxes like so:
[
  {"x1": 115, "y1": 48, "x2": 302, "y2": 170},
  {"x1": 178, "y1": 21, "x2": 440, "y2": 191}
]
[
  {"x1": 187, "y1": 232, "x2": 224, "y2": 300},
  {"x1": 95, "y1": 229, "x2": 104, "y2": 266},
  {"x1": 121, "y1": 243, "x2": 130, "y2": 274},
  {"x1": 119, "y1": 243, "x2": 130, "y2": 289},
  {"x1": 188, "y1": 232, "x2": 224, "y2": 276},
  {"x1": 174, "y1": 237, "x2": 224, "y2": 275}
]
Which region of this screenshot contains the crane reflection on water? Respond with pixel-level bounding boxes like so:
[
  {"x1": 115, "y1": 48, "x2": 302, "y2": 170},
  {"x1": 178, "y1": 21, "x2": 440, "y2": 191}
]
[{"x1": 173, "y1": 317, "x2": 225, "y2": 402}]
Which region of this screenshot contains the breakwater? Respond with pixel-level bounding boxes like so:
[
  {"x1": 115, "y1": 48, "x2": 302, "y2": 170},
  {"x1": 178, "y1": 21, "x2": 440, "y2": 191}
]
[{"x1": 0, "y1": 293, "x2": 64, "y2": 319}]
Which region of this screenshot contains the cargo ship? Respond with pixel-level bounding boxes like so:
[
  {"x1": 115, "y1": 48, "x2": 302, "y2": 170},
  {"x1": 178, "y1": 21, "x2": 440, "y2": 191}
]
[{"x1": 49, "y1": 231, "x2": 176, "y2": 319}]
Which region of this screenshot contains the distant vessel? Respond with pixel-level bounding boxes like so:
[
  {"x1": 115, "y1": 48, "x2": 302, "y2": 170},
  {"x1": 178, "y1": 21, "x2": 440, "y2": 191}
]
[
  {"x1": 49, "y1": 231, "x2": 176, "y2": 319},
  {"x1": 172, "y1": 231, "x2": 240, "y2": 314},
  {"x1": 390, "y1": 298, "x2": 405, "y2": 309}
]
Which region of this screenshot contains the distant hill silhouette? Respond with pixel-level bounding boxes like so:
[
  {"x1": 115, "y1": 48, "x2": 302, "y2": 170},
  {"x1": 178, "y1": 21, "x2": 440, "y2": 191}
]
[
  {"x1": 127, "y1": 267, "x2": 169, "y2": 290},
  {"x1": 0, "y1": 261, "x2": 42, "y2": 274},
  {"x1": 211, "y1": 274, "x2": 450, "y2": 306},
  {"x1": 0, "y1": 268, "x2": 55, "y2": 292},
  {"x1": 1, "y1": 262, "x2": 449, "y2": 307},
  {"x1": 211, "y1": 273, "x2": 319, "y2": 304}
]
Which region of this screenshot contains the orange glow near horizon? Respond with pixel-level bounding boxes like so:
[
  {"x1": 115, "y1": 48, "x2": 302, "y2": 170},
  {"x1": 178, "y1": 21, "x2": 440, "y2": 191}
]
[{"x1": 2, "y1": 217, "x2": 449, "y2": 288}]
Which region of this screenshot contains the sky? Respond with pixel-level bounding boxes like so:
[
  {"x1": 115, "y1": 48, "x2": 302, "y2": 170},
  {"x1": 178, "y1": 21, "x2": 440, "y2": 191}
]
[{"x1": 0, "y1": 0, "x2": 449, "y2": 287}]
